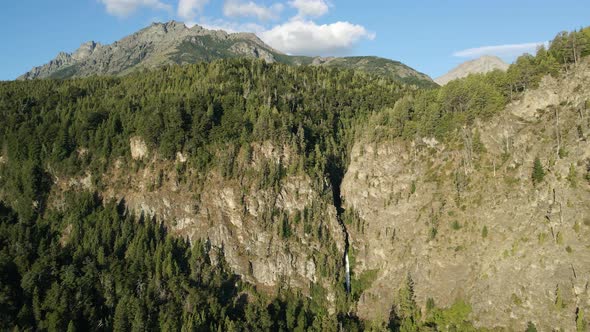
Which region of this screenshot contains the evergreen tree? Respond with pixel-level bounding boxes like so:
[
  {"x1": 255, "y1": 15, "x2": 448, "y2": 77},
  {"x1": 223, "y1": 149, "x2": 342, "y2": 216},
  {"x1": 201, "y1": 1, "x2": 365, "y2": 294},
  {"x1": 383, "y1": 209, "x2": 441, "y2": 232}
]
[{"x1": 67, "y1": 320, "x2": 76, "y2": 332}]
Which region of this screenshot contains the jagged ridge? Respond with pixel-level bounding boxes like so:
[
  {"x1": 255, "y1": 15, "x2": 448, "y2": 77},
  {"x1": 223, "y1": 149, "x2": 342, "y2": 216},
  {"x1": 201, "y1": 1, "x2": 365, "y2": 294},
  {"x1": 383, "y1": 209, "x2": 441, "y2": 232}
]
[{"x1": 19, "y1": 21, "x2": 435, "y2": 87}]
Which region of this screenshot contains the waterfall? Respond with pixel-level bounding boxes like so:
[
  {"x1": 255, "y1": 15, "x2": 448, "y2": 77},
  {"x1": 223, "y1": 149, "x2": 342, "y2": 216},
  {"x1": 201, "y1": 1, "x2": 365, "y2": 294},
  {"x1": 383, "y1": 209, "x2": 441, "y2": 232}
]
[{"x1": 344, "y1": 250, "x2": 350, "y2": 293}]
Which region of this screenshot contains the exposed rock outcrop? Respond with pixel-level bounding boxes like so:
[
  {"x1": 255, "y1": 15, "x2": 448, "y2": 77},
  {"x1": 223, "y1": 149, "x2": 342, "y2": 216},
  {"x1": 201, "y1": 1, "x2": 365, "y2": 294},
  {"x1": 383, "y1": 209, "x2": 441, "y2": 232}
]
[
  {"x1": 130, "y1": 137, "x2": 148, "y2": 160},
  {"x1": 94, "y1": 142, "x2": 345, "y2": 303}
]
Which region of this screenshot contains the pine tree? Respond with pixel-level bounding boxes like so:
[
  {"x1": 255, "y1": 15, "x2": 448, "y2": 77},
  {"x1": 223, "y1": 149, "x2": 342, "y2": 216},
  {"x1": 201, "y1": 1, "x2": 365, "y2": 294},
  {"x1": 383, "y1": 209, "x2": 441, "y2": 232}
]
[
  {"x1": 113, "y1": 298, "x2": 129, "y2": 332},
  {"x1": 66, "y1": 320, "x2": 76, "y2": 332},
  {"x1": 391, "y1": 274, "x2": 421, "y2": 332}
]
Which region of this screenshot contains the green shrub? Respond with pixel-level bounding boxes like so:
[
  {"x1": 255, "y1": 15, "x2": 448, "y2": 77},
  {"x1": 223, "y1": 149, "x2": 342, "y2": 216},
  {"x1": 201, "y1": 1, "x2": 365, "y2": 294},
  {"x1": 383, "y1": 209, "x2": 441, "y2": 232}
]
[
  {"x1": 532, "y1": 157, "x2": 545, "y2": 186},
  {"x1": 526, "y1": 321, "x2": 538, "y2": 332}
]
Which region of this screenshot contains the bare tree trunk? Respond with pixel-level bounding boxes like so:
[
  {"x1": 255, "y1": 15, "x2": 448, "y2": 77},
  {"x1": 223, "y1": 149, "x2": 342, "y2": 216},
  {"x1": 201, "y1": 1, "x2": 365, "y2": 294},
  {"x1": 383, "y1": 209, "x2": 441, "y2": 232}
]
[
  {"x1": 559, "y1": 202, "x2": 563, "y2": 224},
  {"x1": 493, "y1": 158, "x2": 496, "y2": 178},
  {"x1": 555, "y1": 107, "x2": 561, "y2": 158},
  {"x1": 573, "y1": 32, "x2": 579, "y2": 66},
  {"x1": 462, "y1": 127, "x2": 473, "y2": 172}
]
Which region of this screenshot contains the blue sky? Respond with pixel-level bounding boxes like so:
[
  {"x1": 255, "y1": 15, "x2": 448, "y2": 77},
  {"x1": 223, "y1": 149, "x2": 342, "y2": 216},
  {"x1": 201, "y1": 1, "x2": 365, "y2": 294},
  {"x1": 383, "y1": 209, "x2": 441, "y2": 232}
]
[{"x1": 1, "y1": 0, "x2": 588, "y2": 80}]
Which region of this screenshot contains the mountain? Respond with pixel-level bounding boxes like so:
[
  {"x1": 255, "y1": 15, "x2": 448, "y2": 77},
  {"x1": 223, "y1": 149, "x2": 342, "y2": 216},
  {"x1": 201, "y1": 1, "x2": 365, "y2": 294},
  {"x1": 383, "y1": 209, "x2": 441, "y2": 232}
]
[
  {"x1": 308, "y1": 56, "x2": 436, "y2": 87},
  {"x1": 4, "y1": 23, "x2": 590, "y2": 332},
  {"x1": 435, "y1": 55, "x2": 509, "y2": 85},
  {"x1": 19, "y1": 21, "x2": 435, "y2": 87},
  {"x1": 18, "y1": 21, "x2": 280, "y2": 80}
]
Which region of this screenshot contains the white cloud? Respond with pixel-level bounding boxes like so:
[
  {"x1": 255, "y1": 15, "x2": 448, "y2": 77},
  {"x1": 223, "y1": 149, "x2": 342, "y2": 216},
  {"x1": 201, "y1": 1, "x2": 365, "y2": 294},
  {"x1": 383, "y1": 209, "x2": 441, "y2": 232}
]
[
  {"x1": 100, "y1": 0, "x2": 171, "y2": 17},
  {"x1": 223, "y1": 0, "x2": 284, "y2": 21},
  {"x1": 453, "y1": 41, "x2": 549, "y2": 58},
  {"x1": 289, "y1": 0, "x2": 329, "y2": 18},
  {"x1": 260, "y1": 19, "x2": 375, "y2": 55},
  {"x1": 178, "y1": 0, "x2": 210, "y2": 21},
  {"x1": 186, "y1": 18, "x2": 266, "y2": 34}
]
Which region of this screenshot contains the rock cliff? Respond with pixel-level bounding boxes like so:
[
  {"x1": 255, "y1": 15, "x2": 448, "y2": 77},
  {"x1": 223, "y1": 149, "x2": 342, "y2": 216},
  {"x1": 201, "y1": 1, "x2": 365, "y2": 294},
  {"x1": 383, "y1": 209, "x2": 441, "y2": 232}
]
[{"x1": 342, "y1": 61, "x2": 590, "y2": 330}]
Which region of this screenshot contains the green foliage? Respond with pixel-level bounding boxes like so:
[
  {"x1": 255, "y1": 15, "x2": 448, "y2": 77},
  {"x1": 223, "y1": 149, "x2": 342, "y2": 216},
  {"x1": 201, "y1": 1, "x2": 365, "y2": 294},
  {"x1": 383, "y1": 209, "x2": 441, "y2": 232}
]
[
  {"x1": 481, "y1": 225, "x2": 488, "y2": 238},
  {"x1": 350, "y1": 269, "x2": 379, "y2": 301},
  {"x1": 367, "y1": 26, "x2": 590, "y2": 145},
  {"x1": 389, "y1": 275, "x2": 421, "y2": 332},
  {"x1": 577, "y1": 308, "x2": 586, "y2": 332},
  {"x1": 555, "y1": 284, "x2": 565, "y2": 309},
  {"x1": 532, "y1": 157, "x2": 545, "y2": 186},
  {"x1": 426, "y1": 297, "x2": 435, "y2": 312},
  {"x1": 370, "y1": 74, "x2": 506, "y2": 141},
  {"x1": 567, "y1": 164, "x2": 578, "y2": 188},
  {"x1": 525, "y1": 321, "x2": 538, "y2": 332},
  {"x1": 511, "y1": 293, "x2": 523, "y2": 306},
  {"x1": 0, "y1": 59, "x2": 408, "y2": 211},
  {"x1": 0, "y1": 195, "x2": 340, "y2": 331},
  {"x1": 429, "y1": 226, "x2": 438, "y2": 241},
  {"x1": 390, "y1": 291, "x2": 480, "y2": 332},
  {"x1": 313, "y1": 56, "x2": 438, "y2": 88},
  {"x1": 426, "y1": 299, "x2": 476, "y2": 331},
  {"x1": 1, "y1": 24, "x2": 589, "y2": 331},
  {"x1": 0, "y1": 59, "x2": 415, "y2": 331},
  {"x1": 549, "y1": 29, "x2": 590, "y2": 64}
]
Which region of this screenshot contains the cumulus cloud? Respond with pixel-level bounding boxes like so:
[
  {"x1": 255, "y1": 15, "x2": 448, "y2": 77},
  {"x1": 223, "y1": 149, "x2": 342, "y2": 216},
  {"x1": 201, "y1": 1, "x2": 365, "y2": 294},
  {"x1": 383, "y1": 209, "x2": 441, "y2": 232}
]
[
  {"x1": 260, "y1": 19, "x2": 375, "y2": 55},
  {"x1": 186, "y1": 17, "x2": 265, "y2": 33},
  {"x1": 99, "y1": 0, "x2": 171, "y2": 17},
  {"x1": 289, "y1": 0, "x2": 329, "y2": 18},
  {"x1": 178, "y1": 0, "x2": 210, "y2": 21},
  {"x1": 223, "y1": 0, "x2": 284, "y2": 21},
  {"x1": 453, "y1": 41, "x2": 549, "y2": 58},
  {"x1": 101, "y1": 0, "x2": 374, "y2": 56}
]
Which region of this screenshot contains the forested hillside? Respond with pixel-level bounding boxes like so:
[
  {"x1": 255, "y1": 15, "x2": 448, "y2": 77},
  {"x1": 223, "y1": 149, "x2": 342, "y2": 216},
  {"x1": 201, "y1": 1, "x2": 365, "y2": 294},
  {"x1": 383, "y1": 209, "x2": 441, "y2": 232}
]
[{"x1": 1, "y1": 27, "x2": 590, "y2": 330}]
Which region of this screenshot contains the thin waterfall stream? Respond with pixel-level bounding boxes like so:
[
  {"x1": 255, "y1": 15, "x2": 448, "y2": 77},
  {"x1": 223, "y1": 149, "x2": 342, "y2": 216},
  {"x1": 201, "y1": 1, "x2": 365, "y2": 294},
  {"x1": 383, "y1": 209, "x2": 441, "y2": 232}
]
[{"x1": 344, "y1": 245, "x2": 351, "y2": 293}]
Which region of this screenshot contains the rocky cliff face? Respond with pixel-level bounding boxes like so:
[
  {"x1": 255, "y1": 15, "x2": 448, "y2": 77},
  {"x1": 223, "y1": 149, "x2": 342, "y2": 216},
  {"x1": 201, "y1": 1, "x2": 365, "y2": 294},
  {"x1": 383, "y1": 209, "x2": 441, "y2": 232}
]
[
  {"x1": 435, "y1": 55, "x2": 509, "y2": 85},
  {"x1": 342, "y1": 62, "x2": 590, "y2": 330},
  {"x1": 52, "y1": 139, "x2": 346, "y2": 307}
]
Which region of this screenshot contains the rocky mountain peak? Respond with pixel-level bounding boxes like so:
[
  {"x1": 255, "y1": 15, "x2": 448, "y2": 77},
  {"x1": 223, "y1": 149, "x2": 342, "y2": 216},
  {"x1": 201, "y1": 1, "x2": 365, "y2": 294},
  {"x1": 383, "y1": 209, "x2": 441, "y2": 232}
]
[
  {"x1": 71, "y1": 41, "x2": 100, "y2": 61},
  {"x1": 435, "y1": 55, "x2": 509, "y2": 85},
  {"x1": 155, "y1": 20, "x2": 187, "y2": 33},
  {"x1": 17, "y1": 21, "x2": 434, "y2": 87}
]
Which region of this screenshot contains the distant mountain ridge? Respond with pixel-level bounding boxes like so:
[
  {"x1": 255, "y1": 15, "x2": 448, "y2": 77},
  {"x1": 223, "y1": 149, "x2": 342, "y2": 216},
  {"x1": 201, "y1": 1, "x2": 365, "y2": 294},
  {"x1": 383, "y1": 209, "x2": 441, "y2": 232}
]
[
  {"x1": 19, "y1": 21, "x2": 435, "y2": 87},
  {"x1": 435, "y1": 55, "x2": 509, "y2": 85},
  {"x1": 19, "y1": 21, "x2": 279, "y2": 80}
]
